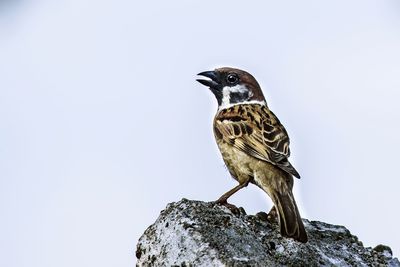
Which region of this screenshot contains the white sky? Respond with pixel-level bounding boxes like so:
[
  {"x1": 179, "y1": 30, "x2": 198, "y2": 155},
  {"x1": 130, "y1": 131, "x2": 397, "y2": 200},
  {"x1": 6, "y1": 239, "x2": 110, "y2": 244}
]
[{"x1": 1, "y1": 0, "x2": 399, "y2": 266}]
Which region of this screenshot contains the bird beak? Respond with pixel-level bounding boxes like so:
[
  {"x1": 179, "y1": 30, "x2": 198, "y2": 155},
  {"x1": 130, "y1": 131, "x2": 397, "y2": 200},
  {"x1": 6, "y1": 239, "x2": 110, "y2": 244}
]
[{"x1": 196, "y1": 71, "x2": 222, "y2": 90}]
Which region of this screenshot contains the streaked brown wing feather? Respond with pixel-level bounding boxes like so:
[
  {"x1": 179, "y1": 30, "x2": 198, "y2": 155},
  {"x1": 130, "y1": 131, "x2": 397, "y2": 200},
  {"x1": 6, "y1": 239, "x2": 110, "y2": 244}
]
[{"x1": 214, "y1": 104, "x2": 300, "y2": 178}]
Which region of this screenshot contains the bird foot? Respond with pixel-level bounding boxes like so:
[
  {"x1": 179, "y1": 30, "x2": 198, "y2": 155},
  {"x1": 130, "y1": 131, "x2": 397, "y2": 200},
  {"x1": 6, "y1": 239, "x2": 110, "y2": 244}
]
[
  {"x1": 267, "y1": 206, "x2": 279, "y2": 223},
  {"x1": 213, "y1": 199, "x2": 241, "y2": 215}
]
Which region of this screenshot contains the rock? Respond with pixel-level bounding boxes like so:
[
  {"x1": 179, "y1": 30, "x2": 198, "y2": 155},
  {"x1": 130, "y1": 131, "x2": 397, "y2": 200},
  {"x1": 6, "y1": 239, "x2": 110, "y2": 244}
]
[{"x1": 136, "y1": 199, "x2": 400, "y2": 266}]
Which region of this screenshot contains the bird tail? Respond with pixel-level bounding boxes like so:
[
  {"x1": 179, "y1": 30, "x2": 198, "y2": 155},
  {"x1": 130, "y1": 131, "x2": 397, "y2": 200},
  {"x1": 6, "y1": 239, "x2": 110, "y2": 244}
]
[{"x1": 272, "y1": 190, "x2": 308, "y2": 243}]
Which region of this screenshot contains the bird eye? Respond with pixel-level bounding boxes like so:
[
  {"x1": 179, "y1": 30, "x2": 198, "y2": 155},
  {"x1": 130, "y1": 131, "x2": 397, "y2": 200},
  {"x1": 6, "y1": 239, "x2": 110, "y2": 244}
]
[{"x1": 226, "y1": 73, "x2": 239, "y2": 85}]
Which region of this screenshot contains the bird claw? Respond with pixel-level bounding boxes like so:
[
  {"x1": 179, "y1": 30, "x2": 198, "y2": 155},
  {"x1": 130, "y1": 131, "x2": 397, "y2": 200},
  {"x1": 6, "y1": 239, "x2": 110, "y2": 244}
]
[
  {"x1": 213, "y1": 200, "x2": 241, "y2": 215},
  {"x1": 267, "y1": 206, "x2": 279, "y2": 223}
]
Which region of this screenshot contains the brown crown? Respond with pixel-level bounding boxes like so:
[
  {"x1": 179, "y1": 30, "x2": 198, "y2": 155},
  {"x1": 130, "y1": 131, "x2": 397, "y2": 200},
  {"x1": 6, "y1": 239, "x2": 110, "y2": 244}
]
[{"x1": 215, "y1": 67, "x2": 266, "y2": 102}]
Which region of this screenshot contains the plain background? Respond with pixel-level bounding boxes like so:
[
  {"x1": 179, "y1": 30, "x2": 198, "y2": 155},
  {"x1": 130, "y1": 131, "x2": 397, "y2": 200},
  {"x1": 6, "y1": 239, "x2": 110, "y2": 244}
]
[{"x1": 1, "y1": 0, "x2": 399, "y2": 266}]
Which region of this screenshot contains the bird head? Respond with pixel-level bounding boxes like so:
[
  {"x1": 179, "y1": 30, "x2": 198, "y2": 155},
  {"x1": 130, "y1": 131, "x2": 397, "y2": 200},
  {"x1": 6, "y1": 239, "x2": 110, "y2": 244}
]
[{"x1": 197, "y1": 67, "x2": 266, "y2": 109}]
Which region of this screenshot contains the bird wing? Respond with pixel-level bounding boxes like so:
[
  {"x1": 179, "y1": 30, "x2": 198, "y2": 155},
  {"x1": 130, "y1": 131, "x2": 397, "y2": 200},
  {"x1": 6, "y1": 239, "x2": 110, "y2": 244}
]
[{"x1": 214, "y1": 104, "x2": 300, "y2": 178}]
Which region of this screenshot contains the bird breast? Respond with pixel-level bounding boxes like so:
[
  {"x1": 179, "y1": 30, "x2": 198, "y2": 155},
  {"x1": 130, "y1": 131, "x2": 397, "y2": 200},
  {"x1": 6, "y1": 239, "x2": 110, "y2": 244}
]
[{"x1": 216, "y1": 139, "x2": 256, "y2": 184}]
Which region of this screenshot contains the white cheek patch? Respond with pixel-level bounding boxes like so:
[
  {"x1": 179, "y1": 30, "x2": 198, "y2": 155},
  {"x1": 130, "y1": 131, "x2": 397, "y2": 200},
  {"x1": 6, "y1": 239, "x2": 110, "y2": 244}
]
[
  {"x1": 228, "y1": 84, "x2": 248, "y2": 94},
  {"x1": 219, "y1": 85, "x2": 254, "y2": 110}
]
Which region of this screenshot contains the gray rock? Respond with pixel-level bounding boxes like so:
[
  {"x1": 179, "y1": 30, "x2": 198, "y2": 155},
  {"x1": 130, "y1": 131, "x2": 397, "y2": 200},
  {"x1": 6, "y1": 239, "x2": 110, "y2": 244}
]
[{"x1": 136, "y1": 199, "x2": 399, "y2": 267}]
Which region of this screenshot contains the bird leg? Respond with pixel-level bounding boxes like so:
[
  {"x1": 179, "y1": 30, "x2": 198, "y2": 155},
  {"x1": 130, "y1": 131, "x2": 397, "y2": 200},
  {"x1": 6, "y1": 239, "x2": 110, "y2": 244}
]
[{"x1": 215, "y1": 179, "x2": 250, "y2": 205}]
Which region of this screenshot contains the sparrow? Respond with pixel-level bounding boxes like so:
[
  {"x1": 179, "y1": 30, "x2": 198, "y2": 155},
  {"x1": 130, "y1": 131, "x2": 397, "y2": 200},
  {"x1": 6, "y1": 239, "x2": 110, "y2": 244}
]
[{"x1": 197, "y1": 67, "x2": 308, "y2": 243}]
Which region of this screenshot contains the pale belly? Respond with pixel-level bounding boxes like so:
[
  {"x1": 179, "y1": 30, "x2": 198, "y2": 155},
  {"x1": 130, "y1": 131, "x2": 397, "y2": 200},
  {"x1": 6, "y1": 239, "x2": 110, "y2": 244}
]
[{"x1": 216, "y1": 140, "x2": 291, "y2": 194}]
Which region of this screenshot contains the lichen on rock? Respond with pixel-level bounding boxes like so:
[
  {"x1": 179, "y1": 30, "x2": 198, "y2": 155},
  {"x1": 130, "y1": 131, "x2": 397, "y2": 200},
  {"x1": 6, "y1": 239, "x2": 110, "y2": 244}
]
[{"x1": 136, "y1": 199, "x2": 399, "y2": 266}]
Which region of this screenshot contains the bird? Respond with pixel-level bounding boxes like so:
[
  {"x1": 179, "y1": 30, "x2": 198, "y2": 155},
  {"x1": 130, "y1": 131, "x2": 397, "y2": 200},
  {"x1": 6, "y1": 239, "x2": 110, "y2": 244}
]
[{"x1": 196, "y1": 67, "x2": 308, "y2": 243}]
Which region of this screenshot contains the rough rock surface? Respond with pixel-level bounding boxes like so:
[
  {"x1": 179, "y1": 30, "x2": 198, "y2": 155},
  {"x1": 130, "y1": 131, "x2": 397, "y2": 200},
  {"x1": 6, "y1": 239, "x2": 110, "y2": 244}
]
[{"x1": 136, "y1": 199, "x2": 399, "y2": 266}]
